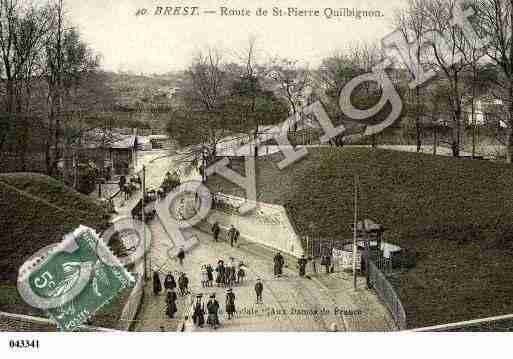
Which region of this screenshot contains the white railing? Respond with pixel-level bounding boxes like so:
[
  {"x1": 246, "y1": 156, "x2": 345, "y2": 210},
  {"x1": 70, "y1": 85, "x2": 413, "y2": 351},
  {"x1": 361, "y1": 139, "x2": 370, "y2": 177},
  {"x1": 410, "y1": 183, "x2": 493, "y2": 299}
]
[{"x1": 411, "y1": 313, "x2": 513, "y2": 332}]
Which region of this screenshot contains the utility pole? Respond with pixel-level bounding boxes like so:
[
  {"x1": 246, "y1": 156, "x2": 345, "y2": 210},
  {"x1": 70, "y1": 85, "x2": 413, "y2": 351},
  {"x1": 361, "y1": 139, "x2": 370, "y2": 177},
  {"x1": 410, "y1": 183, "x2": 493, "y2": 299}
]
[{"x1": 353, "y1": 175, "x2": 358, "y2": 291}]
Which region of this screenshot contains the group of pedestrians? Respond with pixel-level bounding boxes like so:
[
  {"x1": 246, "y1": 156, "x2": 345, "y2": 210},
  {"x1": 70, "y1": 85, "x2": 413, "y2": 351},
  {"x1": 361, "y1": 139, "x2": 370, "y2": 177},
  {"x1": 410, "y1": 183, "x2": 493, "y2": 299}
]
[
  {"x1": 191, "y1": 293, "x2": 221, "y2": 329},
  {"x1": 212, "y1": 258, "x2": 246, "y2": 287},
  {"x1": 191, "y1": 288, "x2": 237, "y2": 330},
  {"x1": 212, "y1": 222, "x2": 240, "y2": 247},
  {"x1": 152, "y1": 271, "x2": 192, "y2": 319},
  {"x1": 275, "y1": 252, "x2": 334, "y2": 278}
]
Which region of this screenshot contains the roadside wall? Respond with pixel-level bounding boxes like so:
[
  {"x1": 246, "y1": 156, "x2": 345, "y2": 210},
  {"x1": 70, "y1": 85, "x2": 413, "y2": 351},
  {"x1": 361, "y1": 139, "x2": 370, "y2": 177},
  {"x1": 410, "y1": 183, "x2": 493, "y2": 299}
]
[
  {"x1": 117, "y1": 260, "x2": 145, "y2": 331},
  {"x1": 206, "y1": 193, "x2": 305, "y2": 258}
]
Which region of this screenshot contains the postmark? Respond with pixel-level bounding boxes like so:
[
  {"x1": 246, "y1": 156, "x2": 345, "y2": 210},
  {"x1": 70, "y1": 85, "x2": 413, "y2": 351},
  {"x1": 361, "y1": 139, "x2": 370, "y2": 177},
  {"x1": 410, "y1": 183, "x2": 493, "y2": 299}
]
[{"x1": 17, "y1": 226, "x2": 135, "y2": 331}]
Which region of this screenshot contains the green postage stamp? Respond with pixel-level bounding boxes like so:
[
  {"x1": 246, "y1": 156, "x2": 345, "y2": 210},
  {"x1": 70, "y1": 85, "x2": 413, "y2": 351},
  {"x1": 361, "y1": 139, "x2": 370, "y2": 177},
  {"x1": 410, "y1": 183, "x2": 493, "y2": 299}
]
[{"x1": 18, "y1": 225, "x2": 135, "y2": 331}]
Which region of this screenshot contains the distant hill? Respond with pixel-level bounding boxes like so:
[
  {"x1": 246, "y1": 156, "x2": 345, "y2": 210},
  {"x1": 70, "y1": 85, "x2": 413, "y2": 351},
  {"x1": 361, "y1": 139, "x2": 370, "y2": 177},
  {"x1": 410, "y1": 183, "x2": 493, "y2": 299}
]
[
  {"x1": 206, "y1": 148, "x2": 513, "y2": 328},
  {"x1": 104, "y1": 71, "x2": 186, "y2": 107}
]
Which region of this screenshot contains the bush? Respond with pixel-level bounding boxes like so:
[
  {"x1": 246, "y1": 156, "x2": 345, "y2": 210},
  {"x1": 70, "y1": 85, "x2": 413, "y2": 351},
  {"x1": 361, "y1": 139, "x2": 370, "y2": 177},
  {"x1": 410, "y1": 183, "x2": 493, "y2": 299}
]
[{"x1": 77, "y1": 166, "x2": 98, "y2": 195}]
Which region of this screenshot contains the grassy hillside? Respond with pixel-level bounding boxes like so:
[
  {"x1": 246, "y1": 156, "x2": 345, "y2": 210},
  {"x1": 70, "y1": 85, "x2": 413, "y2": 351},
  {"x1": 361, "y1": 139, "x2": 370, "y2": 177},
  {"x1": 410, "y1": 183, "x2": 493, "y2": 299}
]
[
  {"x1": 0, "y1": 173, "x2": 110, "y2": 315},
  {"x1": 206, "y1": 148, "x2": 513, "y2": 328}
]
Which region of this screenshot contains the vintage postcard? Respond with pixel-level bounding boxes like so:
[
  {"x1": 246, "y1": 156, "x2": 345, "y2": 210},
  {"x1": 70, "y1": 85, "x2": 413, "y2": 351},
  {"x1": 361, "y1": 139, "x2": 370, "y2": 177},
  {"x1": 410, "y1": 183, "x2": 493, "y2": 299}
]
[{"x1": 1, "y1": 0, "x2": 513, "y2": 353}]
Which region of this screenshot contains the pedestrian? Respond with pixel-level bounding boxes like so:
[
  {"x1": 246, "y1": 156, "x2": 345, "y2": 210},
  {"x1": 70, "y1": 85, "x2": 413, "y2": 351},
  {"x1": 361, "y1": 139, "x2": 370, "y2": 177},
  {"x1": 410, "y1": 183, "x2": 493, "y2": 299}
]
[
  {"x1": 230, "y1": 265, "x2": 236, "y2": 286},
  {"x1": 212, "y1": 222, "x2": 221, "y2": 242},
  {"x1": 225, "y1": 261, "x2": 233, "y2": 287},
  {"x1": 321, "y1": 255, "x2": 331, "y2": 275},
  {"x1": 178, "y1": 272, "x2": 189, "y2": 296},
  {"x1": 234, "y1": 228, "x2": 240, "y2": 247},
  {"x1": 192, "y1": 294, "x2": 205, "y2": 328},
  {"x1": 157, "y1": 187, "x2": 165, "y2": 201},
  {"x1": 207, "y1": 264, "x2": 214, "y2": 287},
  {"x1": 166, "y1": 289, "x2": 178, "y2": 319},
  {"x1": 228, "y1": 225, "x2": 236, "y2": 247},
  {"x1": 123, "y1": 183, "x2": 130, "y2": 200},
  {"x1": 153, "y1": 271, "x2": 162, "y2": 295},
  {"x1": 237, "y1": 265, "x2": 245, "y2": 284},
  {"x1": 177, "y1": 247, "x2": 185, "y2": 266},
  {"x1": 298, "y1": 255, "x2": 308, "y2": 277},
  {"x1": 254, "y1": 278, "x2": 263, "y2": 304},
  {"x1": 201, "y1": 265, "x2": 209, "y2": 288},
  {"x1": 164, "y1": 272, "x2": 176, "y2": 291},
  {"x1": 225, "y1": 288, "x2": 236, "y2": 320},
  {"x1": 207, "y1": 294, "x2": 220, "y2": 329},
  {"x1": 310, "y1": 256, "x2": 317, "y2": 274},
  {"x1": 119, "y1": 175, "x2": 126, "y2": 192},
  {"x1": 273, "y1": 252, "x2": 285, "y2": 277},
  {"x1": 216, "y1": 260, "x2": 225, "y2": 287}
]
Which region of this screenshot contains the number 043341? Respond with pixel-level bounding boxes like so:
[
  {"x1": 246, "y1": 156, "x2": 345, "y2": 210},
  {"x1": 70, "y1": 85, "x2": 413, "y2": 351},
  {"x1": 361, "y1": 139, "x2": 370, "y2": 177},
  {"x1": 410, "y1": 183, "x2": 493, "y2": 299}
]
[{"x1": 9, "y1": 340, "x2": 39, "y2": 349}]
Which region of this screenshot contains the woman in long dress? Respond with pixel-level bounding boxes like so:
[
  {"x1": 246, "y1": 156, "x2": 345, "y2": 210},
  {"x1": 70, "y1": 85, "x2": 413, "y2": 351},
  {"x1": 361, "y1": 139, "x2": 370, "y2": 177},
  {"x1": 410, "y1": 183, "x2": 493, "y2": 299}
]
[
  {"x1": 225, "y1": 289, "x2": 236, "y2": 320},
  {"x1": 201, "y1": 265, "x2": 209, "y2": 288},
  {"x1": 192, "y1": 294, "x2": 205, "y2": 327},
  {"x1": 166, "y1": 289, "x2": 178, "y2": 318},
  {"x1": 216, "y1": 261, "x2": 225, "y2": 287},
  {"x1": 207, "y1": 294, "x2": 220, "y2": 329}
]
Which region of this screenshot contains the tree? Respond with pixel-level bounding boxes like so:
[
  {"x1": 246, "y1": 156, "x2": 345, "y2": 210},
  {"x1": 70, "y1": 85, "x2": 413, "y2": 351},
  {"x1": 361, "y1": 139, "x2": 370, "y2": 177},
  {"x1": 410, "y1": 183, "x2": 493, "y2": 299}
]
[
  {"x1": 475, "y1": 0, "x2": 513, "y2": 162},
  {"x1": 267, "y1": 57, "x2": 310, "y2": 132},
  {"x1": 43, "y1": 1, "x2": 101, "y2": 176},
  {"x1": 425, "y1": 0, "x2": 472, "y2": 157},
  {"x1": 392, "y1": 0, "x2": 430, "y2": 152},
  {"x1": 0, "y1": 0, "x2": 51, "y2": 165},
  {"x1": 228, "y1": 37, "x2": 289, "y2": 156},
  {"x1": 168, "y1": 48, "x2": 234, "y2": 178}
]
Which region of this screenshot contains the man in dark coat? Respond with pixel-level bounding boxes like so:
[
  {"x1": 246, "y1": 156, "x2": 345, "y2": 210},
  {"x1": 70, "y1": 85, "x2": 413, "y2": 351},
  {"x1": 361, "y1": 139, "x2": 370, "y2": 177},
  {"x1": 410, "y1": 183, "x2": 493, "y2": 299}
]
[
  {"x1": 207, "y1": 294, "x2": 220, "y2": 329},
  {"x1": 236, "y1": 265, "x2": 245, "y2": 284},
  {"x1": 178, "y1": 272, "x2": 189, "y2": 296},
  {"x1": 212, "y1": 222, "x2": 221, "y2": 242},
  {"x1": 153, "y1": 271, "x2": 162, "y2": 295},
  {"x1": 192, "y1": 294, "x2": 205, "y2": 328},
  {"x1": 273, "y1": 252, "x2": 285, "y2": 277},
  {"x1": 234, "y1": 229, "x2": 240, "y2": 247},
  {"x1": 321, "y1": 255, "x2": 332, "y2": 274},
  {"x1": 225, "y1": 289, "x2": 236, "y2": 320},
  {"x1": 298, "y1": 255, "x2": 308, "y2": 277},
  {"x1": 166, "y1": 289, "x2": 178, "y2": 318},
  {"x1": 228, "y1": 225, "x2": 236, "y2": 247},
  {"x1": 255, "y1": 278, "x2": 263, "y2": 304},
  {"x1": 177, "y1": 247, "x2": 185, "y2": 266},
  {"x1": 164, "y1": 272, "x2": 176, "y2": 290},
  {"x1": 225, "y1": 263, "x2": 232, "y2": 287},
  {"x1": 206, "y1": 264, "x2": 214, "y2": 287}
]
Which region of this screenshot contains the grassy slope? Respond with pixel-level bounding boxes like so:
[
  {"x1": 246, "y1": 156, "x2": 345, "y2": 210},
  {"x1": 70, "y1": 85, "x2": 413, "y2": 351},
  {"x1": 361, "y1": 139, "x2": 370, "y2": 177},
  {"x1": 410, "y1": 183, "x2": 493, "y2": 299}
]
[
  {"x1": 206, "y1": 148, "x2": 513, "y2": 328},
  {"x1": 0, "y1": 173, "x2": 128, "y2": 328}
]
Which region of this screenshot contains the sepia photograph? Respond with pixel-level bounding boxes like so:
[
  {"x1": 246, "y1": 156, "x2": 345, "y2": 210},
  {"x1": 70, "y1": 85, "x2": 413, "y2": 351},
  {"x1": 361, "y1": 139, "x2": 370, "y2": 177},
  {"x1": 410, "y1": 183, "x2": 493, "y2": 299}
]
[{"x1": 0, "y1": 0, "x2": 512, "y2": 356}]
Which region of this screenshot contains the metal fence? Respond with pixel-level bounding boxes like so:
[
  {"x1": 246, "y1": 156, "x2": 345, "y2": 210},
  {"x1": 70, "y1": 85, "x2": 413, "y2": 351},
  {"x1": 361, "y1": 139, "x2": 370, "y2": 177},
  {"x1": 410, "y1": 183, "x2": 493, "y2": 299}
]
[
  {"x1": 306, "y1": 238, "x2": 353, "y2": 258},
  {"x1": 368, "y1": 260, "x2": 407, "y2": 330}
]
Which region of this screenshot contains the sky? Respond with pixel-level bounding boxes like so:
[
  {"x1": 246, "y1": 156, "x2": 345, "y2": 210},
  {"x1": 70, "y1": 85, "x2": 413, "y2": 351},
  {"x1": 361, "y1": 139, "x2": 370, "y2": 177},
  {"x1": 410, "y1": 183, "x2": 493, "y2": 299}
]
[{"x1": 66, "y1": 0, "x2": 407, "y2": 74}]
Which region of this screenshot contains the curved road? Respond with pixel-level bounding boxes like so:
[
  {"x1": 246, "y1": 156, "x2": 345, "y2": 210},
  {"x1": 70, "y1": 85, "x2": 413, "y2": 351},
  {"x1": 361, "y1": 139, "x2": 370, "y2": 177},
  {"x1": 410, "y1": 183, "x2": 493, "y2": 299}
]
[{"x1": 130, "y1": 150, "x2": 395, "y2": 332}]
